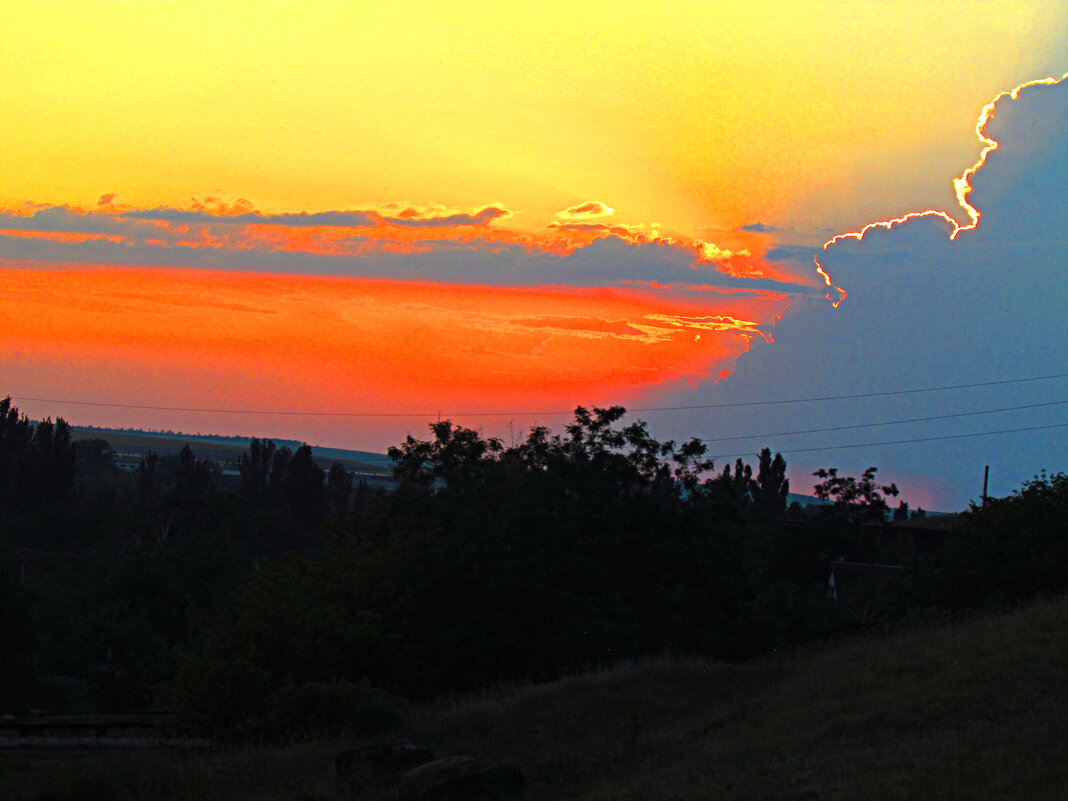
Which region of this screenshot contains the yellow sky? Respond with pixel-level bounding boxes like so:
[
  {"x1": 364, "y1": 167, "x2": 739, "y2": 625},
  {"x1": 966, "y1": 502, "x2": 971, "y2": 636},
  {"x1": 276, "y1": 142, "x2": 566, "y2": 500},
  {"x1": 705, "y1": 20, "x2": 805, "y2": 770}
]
[{"x1": 2, "y1": 1, "x2": 1065, "y2": 237}]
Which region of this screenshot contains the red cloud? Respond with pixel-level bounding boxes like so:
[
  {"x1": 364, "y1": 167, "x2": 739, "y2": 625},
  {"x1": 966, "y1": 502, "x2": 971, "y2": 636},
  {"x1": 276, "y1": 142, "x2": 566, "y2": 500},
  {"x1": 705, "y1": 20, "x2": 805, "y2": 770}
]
[{"x1": 0, "y1": 267, "x2": 787, "y2": 429}]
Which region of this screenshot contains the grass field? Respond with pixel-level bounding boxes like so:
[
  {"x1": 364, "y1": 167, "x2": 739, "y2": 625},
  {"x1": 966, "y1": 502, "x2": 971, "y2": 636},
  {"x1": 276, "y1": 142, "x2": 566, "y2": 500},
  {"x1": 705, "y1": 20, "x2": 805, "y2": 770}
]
[{"x1": 3, "y1": 595, "x2": 1066, "y2": 800}]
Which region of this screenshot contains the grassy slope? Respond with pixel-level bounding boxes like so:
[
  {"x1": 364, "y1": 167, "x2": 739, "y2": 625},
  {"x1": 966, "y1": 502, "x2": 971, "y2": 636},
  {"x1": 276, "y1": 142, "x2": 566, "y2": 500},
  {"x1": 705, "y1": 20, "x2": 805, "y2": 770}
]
[{"x1": 4, "y1": 596, "x2": 1067, "y2": 800}]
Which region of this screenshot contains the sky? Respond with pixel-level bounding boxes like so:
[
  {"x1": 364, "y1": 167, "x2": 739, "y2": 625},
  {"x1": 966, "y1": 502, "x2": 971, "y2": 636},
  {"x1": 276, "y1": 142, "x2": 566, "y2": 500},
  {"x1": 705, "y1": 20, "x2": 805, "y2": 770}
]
[{"x1": 2, "y1": 1, "x2": 1067, "y2": 509}]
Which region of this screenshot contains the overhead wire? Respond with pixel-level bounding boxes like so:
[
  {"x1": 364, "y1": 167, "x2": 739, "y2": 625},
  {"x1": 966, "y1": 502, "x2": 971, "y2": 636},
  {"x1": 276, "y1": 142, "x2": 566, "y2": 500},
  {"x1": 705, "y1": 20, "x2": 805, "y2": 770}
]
[
  {"x1": 708, "y1": 422, "x2": 1068, "y2": 460},
  {"x1": 10, "y1": 372, "x2": 1068, "y2": 419},
  {"x1": 9, "y1": 374, "x2": 1066, "y2": 463},
  {"x1": 696, "y1": 399, "x2": 1068, "y2": 443}
]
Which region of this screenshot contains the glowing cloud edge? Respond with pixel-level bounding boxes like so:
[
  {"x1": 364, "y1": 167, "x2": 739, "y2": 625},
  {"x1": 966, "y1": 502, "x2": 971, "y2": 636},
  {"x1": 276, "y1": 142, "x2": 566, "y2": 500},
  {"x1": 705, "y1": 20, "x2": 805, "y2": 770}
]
[{"x1": 814, "y1": 71, "x2": 1068, "y2": 308}]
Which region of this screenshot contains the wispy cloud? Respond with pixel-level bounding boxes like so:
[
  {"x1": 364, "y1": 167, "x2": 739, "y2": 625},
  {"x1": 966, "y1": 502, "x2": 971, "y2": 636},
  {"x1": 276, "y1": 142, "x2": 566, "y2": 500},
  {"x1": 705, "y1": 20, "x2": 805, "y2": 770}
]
[
  {"x1": 740, "y1": 222, "x2": 778, "y2": 233},
  {"x1": 126, "y1": 208, "x2": 378, "y2": 227},
  {"x1": 0, "y1": 199, "x2": 813, "y2": 295},
  {"x1": 380, "y1": 204, "x2": 510, "y2": 227}
]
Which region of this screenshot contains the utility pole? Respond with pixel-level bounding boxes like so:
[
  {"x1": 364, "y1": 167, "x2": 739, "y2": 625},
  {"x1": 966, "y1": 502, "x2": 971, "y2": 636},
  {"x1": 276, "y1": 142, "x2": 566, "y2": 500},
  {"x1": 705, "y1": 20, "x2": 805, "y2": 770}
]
[{"x1": 982, "y1": 465, "x2": 989, "y2": 507}]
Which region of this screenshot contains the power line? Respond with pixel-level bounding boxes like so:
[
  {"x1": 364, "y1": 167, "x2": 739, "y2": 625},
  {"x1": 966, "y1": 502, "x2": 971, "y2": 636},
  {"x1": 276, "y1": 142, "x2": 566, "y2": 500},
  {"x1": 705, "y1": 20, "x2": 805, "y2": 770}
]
[
  {"x1": 696, "y1": 400, "x2": 1068, "y2": 443},
  {"x1": 630, "y1": 373, "x2": 1068, "y2": 414},
  {"x1": 709, "y1": 422, "x2": 1068, "y2": 460},
  {"x1": 10, "y1": 372, "x2": 1068, "y2": 419}
]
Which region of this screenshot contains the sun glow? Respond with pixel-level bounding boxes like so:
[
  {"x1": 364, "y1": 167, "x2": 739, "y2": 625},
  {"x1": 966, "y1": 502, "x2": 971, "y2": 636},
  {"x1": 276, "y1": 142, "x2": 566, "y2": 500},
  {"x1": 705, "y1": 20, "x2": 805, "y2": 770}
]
[
  {"x1": 2, "y1": 2, "x2": 1066, "y2": 446},
  {"x1": 2, "y1": 2, "x2": 1062, "y2": 235},
  {"x1": 0, "y1": 265, "x2": 788, "y2": 444}
]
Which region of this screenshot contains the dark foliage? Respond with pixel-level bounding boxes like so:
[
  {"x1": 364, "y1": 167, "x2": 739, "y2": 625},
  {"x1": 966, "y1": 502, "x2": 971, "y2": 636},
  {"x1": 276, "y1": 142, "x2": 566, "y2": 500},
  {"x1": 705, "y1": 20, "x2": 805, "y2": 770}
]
[
  {"x1": 326, "y1": 462, "x2": 353, "y2": 513},
  {"x1": 176, "y1": 409, "x2": 798, "y2": 735},
  {"x1": 813, "y1": 466, "x2": 899, "y2": 523},
  {"x1": 0, "y1": 396, "x2": 76, "y2": 512},
  {"x1": 934, "y1": 471, "x2": 1068, "y2": 610},
  {"x1": 752, "y1": 447, "x2": 790, "y2": 517},
  {"x1": 3, "y1": 395, "x2": 1065, "y2": 746}
]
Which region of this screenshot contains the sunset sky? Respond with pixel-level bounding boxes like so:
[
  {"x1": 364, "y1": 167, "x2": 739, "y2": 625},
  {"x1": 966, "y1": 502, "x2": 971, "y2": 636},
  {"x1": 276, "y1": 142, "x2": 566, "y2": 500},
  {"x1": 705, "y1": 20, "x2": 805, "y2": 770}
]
[{"x1": 2, "y1": 1, "x2": 1066, "y2": 509}]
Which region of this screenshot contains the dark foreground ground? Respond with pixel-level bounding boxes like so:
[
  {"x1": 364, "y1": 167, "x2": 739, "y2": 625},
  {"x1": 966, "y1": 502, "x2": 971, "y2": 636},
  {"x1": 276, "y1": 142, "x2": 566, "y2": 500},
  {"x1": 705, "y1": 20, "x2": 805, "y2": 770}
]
[{"x1": 3, "y1": 595, "x2": 1066, "y2": 801}]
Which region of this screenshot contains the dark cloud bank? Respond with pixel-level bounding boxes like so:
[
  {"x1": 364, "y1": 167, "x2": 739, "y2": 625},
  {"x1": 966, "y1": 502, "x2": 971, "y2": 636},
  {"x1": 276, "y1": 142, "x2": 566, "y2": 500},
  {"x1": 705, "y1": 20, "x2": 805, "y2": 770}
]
[{"x1": 651, "y1": 79, "x2": 1068, "y2": 509}]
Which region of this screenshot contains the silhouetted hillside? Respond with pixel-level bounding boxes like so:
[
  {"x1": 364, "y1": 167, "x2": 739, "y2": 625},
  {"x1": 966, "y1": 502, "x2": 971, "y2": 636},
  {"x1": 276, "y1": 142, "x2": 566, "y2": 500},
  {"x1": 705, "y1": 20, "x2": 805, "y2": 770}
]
[{"x1": 5, "y1": 595, "x2": 1065, "y2": 800}]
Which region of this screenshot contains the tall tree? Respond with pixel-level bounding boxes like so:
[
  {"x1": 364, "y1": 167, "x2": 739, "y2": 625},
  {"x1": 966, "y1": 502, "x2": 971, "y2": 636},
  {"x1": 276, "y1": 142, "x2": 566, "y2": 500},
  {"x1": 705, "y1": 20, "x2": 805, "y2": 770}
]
[
  {"x1": 169, "y1": 444, "x2": 216, "y2": 525},
  {"x1": 0, "y1": 399, "x2": 75, "y2": 511},
  {"x1": 268, "y1": 445, "x2": 293, "y2": 507},
  {"x1": 389, "y1": 420, "x2": 502, "y2": 489},
  {"x1": 710, "y1": 458, "x2": 752, "y2": 510},
  {"x1": 1, "y1": 398, "x2": 35, "y2": 511},
  {"x1": 239, "y1": 438, "x2": 276, "y2": 506},
  {"x1": 326, "y1": 463, "x2": 353, "y2": 513},
  {"x1": 750, "y1": 447, "x2": 789, "y2": 517},
  {"x1": 31, "y1": 417, "x2": 76, "y2": 504},
  {"x1": 136, "y1": 452, "x2": 161, "y2": 507},
  {"x1": 285, "y1": 445, "x2": 325, "y2": 522}
]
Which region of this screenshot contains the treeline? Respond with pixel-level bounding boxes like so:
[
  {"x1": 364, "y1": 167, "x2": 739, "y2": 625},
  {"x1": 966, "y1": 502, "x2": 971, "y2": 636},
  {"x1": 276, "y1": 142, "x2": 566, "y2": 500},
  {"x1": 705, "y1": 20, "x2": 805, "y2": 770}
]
[
  {"x1": 1, "y1": 400, "x2": 354, "y2": 715},
  {"x1": 1, "y1": 398, "x2": 1065, "y2": 743},
  {"x1": 77, "y1": 424, "x2": 304, "y2": 450},
  {"x1": 0, "y1": 398, "x2": 77, "y2": 513}
]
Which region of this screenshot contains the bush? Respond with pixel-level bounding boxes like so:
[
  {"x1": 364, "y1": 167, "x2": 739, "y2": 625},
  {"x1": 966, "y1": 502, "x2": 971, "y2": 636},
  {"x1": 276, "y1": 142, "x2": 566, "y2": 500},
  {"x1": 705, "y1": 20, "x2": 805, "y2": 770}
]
[{"x1": 937, "y1": 471, "x2": 1068, "y2": 611}]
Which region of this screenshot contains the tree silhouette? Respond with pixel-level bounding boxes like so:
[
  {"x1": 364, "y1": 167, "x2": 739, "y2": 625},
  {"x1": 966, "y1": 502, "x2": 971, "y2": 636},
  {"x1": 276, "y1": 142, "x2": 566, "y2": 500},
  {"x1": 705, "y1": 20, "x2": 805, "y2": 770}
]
[
  {"x1": 136, "y1": 451, "x2": 161, "y2": 506},
  {"x1": 268, "y1": 445, "x2": 293, "y2": 507},
  {"x1": 750, "y1": 447, "x2": 789, "y2": 517},
  {"x1": 239, "y1": 438, "x2": 276, "y2": 506},
  {"x1": 710, "y1": 458, "x2": 752, "y2": 509},
  {"x1": 0, "y1": 398, "x2": 75, "y2": 512},
  {"x1": 326, "y1": 463, "x2": 353, "y2": 513},
  {"x1": 0, "y1": 396, "x2": 33, "y2": 512},
  {"x1": 813, "y1": 466, "x2": 899, "y2": 523},
  {"x1": 390, "y1": 405, "x2": 718, "y2": 504},
  {"x1": 285, "y1": 444, "x2": 325, "y2": 522},
  {"x1": 168, "y1": 444, "x2": 217, "y2": 529},
  {"x1": 174, "y1": 444, "x2": 214, "y2": 496},
  {"x1": 389, "y1": 420, "x2": 503, "y2": 489}
]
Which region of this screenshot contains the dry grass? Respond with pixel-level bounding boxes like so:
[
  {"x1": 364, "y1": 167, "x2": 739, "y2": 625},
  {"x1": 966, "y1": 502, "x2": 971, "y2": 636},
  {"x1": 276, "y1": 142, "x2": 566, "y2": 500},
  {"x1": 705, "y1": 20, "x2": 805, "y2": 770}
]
[{"x1": 5, "y1": 596, "x2": 1067, "y2": 800}]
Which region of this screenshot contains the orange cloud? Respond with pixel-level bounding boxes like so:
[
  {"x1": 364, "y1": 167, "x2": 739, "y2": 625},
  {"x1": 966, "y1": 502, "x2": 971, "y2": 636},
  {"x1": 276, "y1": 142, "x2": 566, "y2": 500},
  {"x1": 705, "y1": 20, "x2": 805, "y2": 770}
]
[
  {"x1": 187, "y1": 195, "x2": 258, "y2": 216},
  {"x1": 556, "y1": 200, "x2": 614, "y2": 220},
  {"x1": 376, "y1": 203, "x2": 512, "y2": 227},
  {"x1": 0, "y1": 228, "x2": 125, "y2": 245},
  {"x1": 0, "y1": 198, "x2": 821, "y2": 294}
]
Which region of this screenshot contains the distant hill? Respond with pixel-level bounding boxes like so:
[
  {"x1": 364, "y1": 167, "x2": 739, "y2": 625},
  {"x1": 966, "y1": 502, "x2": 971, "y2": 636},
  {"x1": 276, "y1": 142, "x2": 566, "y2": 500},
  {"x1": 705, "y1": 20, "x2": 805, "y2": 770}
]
[
  {"x1": 307, "y1": 445, "x2": 392, "y2": 468},
  {"x1": 73, "y1": 425, "x2": 302, "y2": 451},
  {"x1": 72, "y1": 425, "x2": 394, "y2": 475},
  {"x1": 784, "y1": 490, "x2": 950, "y2": 517},
  {"x1": 786, "y1": 491, "x2": 829, "y2": 507}
]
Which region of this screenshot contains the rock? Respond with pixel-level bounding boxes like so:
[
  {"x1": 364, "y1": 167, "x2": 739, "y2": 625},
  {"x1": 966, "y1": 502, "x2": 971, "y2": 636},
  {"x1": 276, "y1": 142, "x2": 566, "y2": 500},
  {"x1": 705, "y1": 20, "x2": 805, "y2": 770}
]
[
  {"x1": 398, "y1": 755, "x2": 523, "y2": 801},
  {"x1": 335, "y1": 739, "x2": 434, "y2": 798}
]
